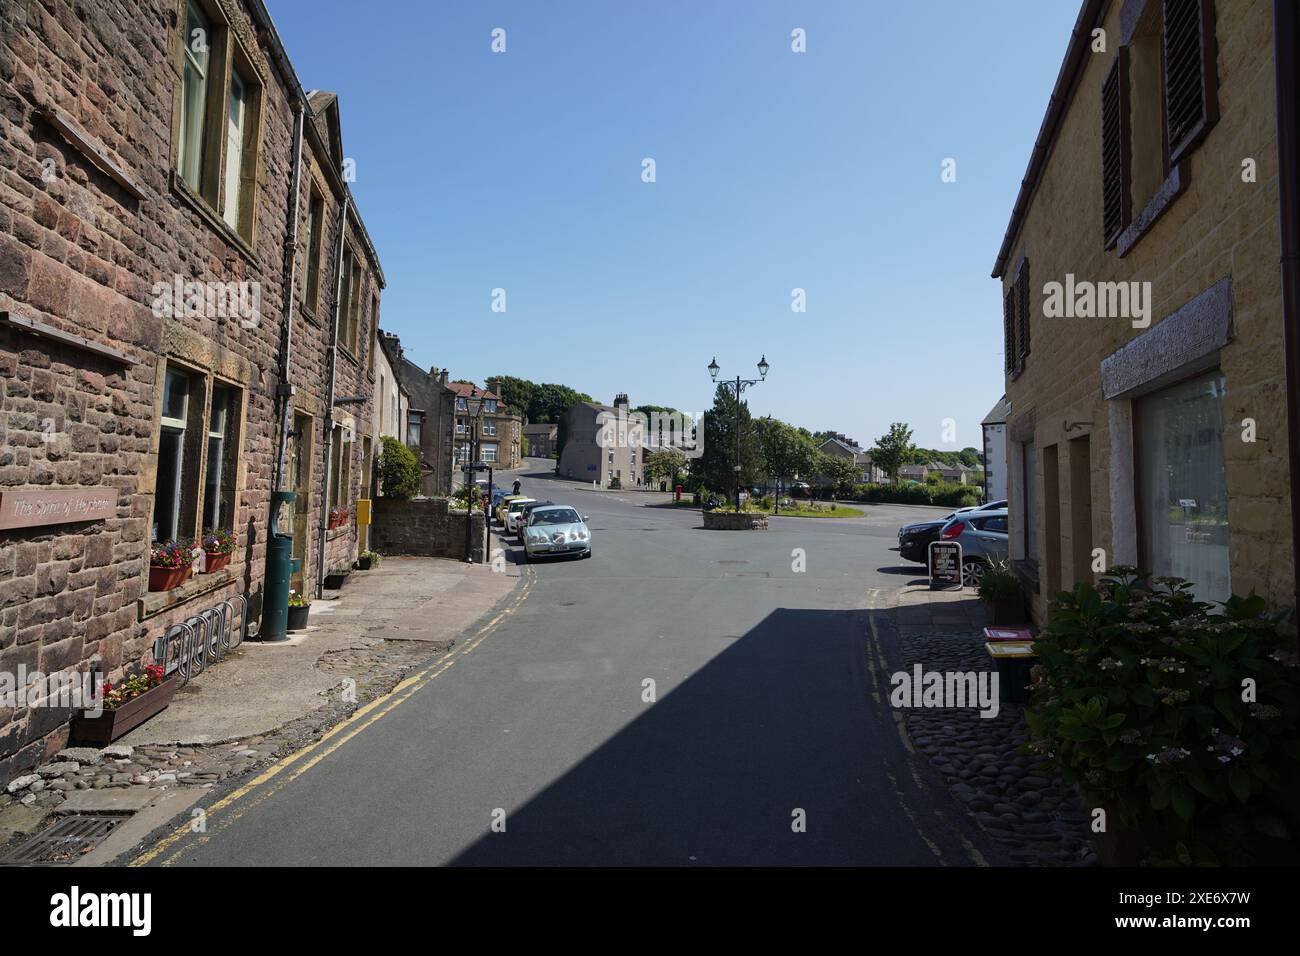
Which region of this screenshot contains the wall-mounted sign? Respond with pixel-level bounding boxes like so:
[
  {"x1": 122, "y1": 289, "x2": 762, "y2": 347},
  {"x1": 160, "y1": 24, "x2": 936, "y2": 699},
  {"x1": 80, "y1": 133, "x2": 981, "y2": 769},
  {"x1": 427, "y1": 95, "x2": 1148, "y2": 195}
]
[
  {"x1": 928, "y1": 540, "x2": 963, "y2": 590},
  {"x1": 0, "y1": 487, "x2": 116, "y2": 530}
]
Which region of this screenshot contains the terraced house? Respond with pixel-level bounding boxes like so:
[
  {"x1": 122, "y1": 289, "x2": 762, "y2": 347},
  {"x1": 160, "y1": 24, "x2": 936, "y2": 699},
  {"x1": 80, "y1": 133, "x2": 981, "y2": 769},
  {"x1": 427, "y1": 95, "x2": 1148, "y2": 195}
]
[
  {"x1": 993, "y1": 0, "x2": 1300, "y2": 623},
  {"x1": 0, "y1": 0, "x2": 384, "y2": 785}
]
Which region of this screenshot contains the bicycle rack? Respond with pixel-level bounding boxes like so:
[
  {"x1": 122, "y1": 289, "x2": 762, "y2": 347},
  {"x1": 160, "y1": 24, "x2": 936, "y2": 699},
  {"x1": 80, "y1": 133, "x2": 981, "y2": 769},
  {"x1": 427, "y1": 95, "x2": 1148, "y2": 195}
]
[{"x1": 151, "y1": 592, "x2": 251, "y2": 687}]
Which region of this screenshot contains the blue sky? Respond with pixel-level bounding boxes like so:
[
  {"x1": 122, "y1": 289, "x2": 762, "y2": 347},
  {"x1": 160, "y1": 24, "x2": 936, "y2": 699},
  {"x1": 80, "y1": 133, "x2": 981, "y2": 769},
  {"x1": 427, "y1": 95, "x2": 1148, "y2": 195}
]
[{"x1": 270, "y1": 0, "x2": 1080, "y2": 451}]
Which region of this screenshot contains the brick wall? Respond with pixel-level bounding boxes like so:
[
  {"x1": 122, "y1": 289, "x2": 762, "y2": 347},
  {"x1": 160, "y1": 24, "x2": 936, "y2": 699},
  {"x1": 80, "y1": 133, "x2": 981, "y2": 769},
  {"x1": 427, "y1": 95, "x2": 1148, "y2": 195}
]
[
  {"x1": 0, "y1": 0, "x2": 383, "y2": 785},
  {"x1": 371, "y1": 498, "x2": 485, "y2": 562}
]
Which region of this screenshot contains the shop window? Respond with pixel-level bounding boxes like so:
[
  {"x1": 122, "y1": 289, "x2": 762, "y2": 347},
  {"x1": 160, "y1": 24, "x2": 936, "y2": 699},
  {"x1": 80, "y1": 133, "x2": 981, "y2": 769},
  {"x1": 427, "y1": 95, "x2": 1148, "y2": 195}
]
[{"x1": 1136, "y1": 369, "x2": 1230, "y2": 602}]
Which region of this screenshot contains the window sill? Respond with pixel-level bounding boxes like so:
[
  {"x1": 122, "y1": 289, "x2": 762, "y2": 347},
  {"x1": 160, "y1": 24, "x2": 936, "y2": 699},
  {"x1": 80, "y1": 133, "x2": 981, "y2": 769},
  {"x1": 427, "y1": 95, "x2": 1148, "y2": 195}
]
[
  {"x1": 326, "y1": 527, "x2": 351, "y2": 541},
  {"x1": 170, "y1": 170, "x2": 258, "y2": 265},
  {"x1": 138, "y1": 567, "x2": 237, "y2": 622},
  {"x1": 1117, "y1": 162, "x2": 1187, "y2": 258},
  {"x1": 301, "y1": 304, "x2": 322, "y2": 327},
  {"x1": 337, "y1": 344, "x2": 360, "y2": 367}
]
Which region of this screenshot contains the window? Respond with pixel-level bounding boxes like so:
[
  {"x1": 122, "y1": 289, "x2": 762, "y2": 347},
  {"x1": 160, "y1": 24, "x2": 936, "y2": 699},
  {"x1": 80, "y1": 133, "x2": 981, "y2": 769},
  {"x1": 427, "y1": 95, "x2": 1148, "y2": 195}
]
[
  {"x1": 483, "y1": 421, "x2": 497, "y2": 437},
  {"x1": 1136, "y1": 369, "x2": 1230, "y2": 602},
  {"x1": 155, "y1": 369, "x2": 192, "y2": 542},
  {"x1": 174, "y1": 0, "x2": 262, "y2": 240},
  {"x1": 407, "y1": 412, "x2": 422, "y2": 449},
  {"x1": 304, "y1": 190, "x2": 324, "y2": 313},
  {"x1": 345, "y1": 261, "x2": 362, "y2": 353},
  {"x1": 484, "y1": 400, "x2": 497, "y2": 414},
  {"x1": 1017, "y1": 442, "x2": 1039, "y2": 562},
  {"x1": 329, "y1": 427, "x2": 353, "y2": 512},
  {"x1": 482, "y1": 444, "x2": 498, "y2": 463},
  {"x1": 152, "y1": 365, "x2": 242, "y2": 553},
  {"x1": 368, "y1": 293, "x2": 379, "y2": 373},
  {"x1": 338, "y1": 247, "x2": 354, "y2": 348},
  {"x1": 456, "y1": 418, "x2": 465, "y2": 434},
  {"x1": 456, "y1": 397, "x2": 467, "y2": 411},
  {"x1": 178, "y1": 1, "x2": 211, "y2": 192},
  {"x1": 203, "y1": 384, "x2": 236, "y2": 530}
]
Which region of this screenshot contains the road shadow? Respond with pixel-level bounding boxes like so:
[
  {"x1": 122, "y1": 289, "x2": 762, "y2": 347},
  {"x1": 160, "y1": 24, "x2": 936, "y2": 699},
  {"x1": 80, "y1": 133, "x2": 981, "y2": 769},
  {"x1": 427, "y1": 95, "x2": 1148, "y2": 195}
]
[{"x1": 448, "y1": 605, "x2": 990, "y2": 866}]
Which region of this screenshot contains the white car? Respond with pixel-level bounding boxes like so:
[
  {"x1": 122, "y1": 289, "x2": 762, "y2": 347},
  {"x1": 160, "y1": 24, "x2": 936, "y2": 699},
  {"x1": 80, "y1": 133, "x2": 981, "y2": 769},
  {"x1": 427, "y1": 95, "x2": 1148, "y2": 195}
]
[
  {"x1": 522, "y1": 505, "x2": 591, "y2": 561},
  {"x1": 503, "y1": 497, "x2": 536, "y2": 534}
]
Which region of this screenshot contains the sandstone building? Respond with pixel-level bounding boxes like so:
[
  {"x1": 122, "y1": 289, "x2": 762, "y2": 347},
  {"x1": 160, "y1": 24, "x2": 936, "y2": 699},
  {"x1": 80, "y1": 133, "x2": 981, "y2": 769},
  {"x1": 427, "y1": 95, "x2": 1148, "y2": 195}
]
[
  {"x1": 0, "y1": 0, "x2": 384, "y2": 783},
  {"x1": 993, "y1": 0, "x2": 1300, "y2": 622}
]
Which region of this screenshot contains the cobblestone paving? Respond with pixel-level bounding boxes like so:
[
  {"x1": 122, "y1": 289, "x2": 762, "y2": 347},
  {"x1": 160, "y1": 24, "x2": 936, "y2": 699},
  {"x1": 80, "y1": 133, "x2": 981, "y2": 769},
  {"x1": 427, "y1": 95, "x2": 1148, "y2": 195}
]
[
  {"x1": 0, "y1": 636, "x2": 455, "y2": 851},
  {"x1": 898, "y1": 625, "x2": 1097, "y2": 866}
]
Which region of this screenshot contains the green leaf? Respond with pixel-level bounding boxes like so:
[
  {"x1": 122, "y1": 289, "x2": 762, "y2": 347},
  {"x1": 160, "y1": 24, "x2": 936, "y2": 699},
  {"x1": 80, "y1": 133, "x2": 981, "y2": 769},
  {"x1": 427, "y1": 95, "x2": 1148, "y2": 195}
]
[
  {"x1": 1171, "y1": 785, "x2": 1195, "y2": 822},
  {"x1": 1228, "y1": 767, "x2": 1252, "y2": 803}
]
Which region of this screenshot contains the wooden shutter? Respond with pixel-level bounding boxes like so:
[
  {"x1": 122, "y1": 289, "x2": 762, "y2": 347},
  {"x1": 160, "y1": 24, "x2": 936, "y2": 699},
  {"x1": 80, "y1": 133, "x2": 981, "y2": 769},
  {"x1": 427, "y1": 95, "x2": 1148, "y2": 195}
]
[
  {"x1": 1163, "y1": 0, "x2": 1218, "y2": 165},
  {"x1": 1004, "y1": 289, "x2": 1017, "y2": 374},
  {"x1": 1101, "y1": 49, "x2": 1131, "y2": 247},
  {"x1": 1016, "y1": 260, "x2": 1031, "y2": 364}
]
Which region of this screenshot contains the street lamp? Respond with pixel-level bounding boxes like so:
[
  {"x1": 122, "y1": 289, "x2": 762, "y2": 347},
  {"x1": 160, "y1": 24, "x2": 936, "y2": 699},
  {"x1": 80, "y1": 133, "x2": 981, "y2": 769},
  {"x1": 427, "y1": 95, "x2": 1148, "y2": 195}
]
[
  {"x1": 707, "y1": 356, "x2": 770, "y2": 512},
  {"x1": 460, "y1": 387, "x2": 486, "y2": 562}
]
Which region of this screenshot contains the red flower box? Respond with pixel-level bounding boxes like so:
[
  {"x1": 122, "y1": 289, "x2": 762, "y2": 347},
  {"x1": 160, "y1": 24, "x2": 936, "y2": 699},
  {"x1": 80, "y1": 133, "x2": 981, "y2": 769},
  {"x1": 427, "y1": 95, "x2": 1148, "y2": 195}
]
[
  {"x1": 148, "y1": 564, "x2": 192, "y2": 592},
  {"x1": 204, "y1": 551, "x2": 232, "y2": 572},
  {"x1": 69, "y1": 678, "x2": 178, "y2": 745}
]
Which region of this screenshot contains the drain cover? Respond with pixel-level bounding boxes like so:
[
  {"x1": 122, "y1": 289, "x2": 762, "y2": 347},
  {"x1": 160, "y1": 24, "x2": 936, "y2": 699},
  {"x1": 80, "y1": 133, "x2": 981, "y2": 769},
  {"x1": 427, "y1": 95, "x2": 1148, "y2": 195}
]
[{"x1": 0, "y1": 814, "x2": 122, "y2": 866}]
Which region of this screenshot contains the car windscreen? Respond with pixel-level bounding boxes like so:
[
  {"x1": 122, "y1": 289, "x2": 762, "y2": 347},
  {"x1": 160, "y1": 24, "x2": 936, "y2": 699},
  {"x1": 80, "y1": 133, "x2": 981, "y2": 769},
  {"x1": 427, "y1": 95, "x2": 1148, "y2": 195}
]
[
  {"x1": 530, "y1": 508, "x2": 580, "y2": 525},
  {"x1": 509, "y1": 501, "x2": 531, "y2": 512}
]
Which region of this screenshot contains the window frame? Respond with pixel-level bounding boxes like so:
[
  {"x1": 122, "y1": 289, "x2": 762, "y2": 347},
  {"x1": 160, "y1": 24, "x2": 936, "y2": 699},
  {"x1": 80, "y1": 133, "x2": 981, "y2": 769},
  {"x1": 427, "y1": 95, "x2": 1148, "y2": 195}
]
[
  {"x1": 303, "y1": 185, "x2": 325, "y2": 315},
  {"x1": 172, "y1": 0, "x2": 264, "y2": 244}
]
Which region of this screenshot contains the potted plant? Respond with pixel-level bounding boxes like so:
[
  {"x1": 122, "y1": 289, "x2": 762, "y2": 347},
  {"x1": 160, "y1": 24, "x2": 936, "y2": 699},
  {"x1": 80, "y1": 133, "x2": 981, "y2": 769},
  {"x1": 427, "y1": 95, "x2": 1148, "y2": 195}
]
[
  {"x1": 357, "y1": 550, "x2": 381, "y2": 571},
  {"x1": 149, "y1": 540, "x2": 194, "y2": 592},
  {"x1": 323, "y1": 565, "x2": 350, "y2": 590},
  {"x1": 328, "y1": 508, "x2": 340, "y2": 529},
  {"x1": 69, "y1": 664, "x2": 177, "y2": 745},
  {"x1": 287, "y1": 590, "x2": 311, "y2": 630},
  {"x1": 976, "y1": 560, "x2": 1026, "y2": 625},
  {"x1": 201, "y1": 527, "x2": 236, "y2": 572}
]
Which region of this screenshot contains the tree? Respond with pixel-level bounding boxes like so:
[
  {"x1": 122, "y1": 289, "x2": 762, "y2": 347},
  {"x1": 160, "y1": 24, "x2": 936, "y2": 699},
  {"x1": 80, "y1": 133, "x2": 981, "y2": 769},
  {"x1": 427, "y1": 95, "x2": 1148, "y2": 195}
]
[
  {"x1": 692, "y1": 384, "x2": 763, "y2": 504},
  {"x1": 819, "y1": 454, "x2": 861, "y2": 497},
  {"x1": 871, "y1": 422, "x2": 916, "y2": 484},
  {"x1": 376, "y1": 436, "x2": 420, "y2": 500},
  {"x1": 644, "y1": 448, "x2": 688, "y2": 488},
  {"x1": 756, "y1": 418, "x2": 818, "y2": 495}
]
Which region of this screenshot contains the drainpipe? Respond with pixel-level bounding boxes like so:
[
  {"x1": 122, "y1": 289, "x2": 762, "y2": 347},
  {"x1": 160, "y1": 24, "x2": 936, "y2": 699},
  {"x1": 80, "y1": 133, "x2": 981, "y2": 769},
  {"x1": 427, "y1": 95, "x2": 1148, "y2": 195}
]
[
  {"x1": 317, "y1": 193, "x2": 351, "y2": 598},
  {"x1": 272, "y1": 103, "x2": 305, "y2": 494},
  {"x1": 1275, "y1": 0, "x2": 1300, "y2": 632}
]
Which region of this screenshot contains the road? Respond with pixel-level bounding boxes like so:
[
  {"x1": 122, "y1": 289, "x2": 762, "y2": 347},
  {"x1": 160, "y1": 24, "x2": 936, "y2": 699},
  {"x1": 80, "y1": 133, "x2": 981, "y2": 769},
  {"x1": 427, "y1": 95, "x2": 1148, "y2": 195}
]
[{"x1": 142, "y1": 460, "x2": 1002, "y2": 866}]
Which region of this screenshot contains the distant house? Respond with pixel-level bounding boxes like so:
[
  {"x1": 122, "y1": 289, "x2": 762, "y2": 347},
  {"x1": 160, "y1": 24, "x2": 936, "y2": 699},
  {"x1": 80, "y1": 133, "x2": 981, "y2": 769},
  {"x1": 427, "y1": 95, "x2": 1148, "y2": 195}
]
[
  {"x1": 854, "y1": 452, "x2": 886, "y2": 484},
  {"x1": 449, "y1": 380, "x2": 522, "y2": 470},
  {"x1": 982, "y1": 396, "x2": 1009, "y2": 502},
  {"x1": 384, "y1": 332, "x2": 456, "y2": 498},
  {"x1": 524, "y1": 422, "x2": 558, "y2": 458},
  {"x1": 558, "y1": 393, "x2": 643, "y2": 487}
]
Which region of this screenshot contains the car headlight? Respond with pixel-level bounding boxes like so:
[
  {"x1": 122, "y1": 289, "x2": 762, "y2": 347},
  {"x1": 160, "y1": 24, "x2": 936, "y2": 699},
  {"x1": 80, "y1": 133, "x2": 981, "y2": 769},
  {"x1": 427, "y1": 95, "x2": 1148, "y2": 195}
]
[{"x1": 577, "y1": 529, "x2": 588, "y2": 540}]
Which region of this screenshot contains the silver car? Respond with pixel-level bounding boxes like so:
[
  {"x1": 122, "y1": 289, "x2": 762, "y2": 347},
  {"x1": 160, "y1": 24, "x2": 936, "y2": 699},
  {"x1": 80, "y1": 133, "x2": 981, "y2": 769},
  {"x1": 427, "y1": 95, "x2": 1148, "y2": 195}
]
[
  {"x1": 937, "y1": 509, "x2": 1009, "y2": 586},
  {"x1": 522, "y1": 505, "x2": 592, "y2": 561}
]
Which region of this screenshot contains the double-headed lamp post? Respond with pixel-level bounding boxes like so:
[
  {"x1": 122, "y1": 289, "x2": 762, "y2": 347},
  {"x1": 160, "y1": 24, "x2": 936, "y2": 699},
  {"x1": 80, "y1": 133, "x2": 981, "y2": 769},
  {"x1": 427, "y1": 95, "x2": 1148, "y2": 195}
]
[
  {"x1": 708, "y1": 355, "x2": 769, "y2": 512},
  {"x1": 461, "y1": 386, "x2": 486, "y2": 562}
]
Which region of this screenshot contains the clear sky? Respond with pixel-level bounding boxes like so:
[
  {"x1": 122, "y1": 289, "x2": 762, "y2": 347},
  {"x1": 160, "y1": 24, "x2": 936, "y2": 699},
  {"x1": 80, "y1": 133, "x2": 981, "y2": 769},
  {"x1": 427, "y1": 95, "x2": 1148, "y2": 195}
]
[{"x1": 269, "y1": 0, "x2": 1081, "y2": 451}]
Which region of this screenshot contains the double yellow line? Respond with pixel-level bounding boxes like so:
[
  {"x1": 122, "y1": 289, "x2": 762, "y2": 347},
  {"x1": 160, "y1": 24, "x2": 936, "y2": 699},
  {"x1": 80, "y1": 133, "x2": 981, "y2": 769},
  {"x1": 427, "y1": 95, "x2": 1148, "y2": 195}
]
[{"x1": 130, "y1": 569, "x2": 534, "y2": 866}]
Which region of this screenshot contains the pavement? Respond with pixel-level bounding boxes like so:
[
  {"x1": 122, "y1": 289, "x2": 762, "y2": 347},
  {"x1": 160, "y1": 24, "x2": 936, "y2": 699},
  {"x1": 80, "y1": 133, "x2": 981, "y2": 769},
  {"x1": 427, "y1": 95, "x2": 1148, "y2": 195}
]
[
  {"x1": 122, "y1": 556, "x2": 523, "y2": 746},
  {"x1": 893, "y1": 582, "x2": 987, "y2": 634},
  {"x1": 128, "y1": 460, "x2": 1008, "y2": 867}
]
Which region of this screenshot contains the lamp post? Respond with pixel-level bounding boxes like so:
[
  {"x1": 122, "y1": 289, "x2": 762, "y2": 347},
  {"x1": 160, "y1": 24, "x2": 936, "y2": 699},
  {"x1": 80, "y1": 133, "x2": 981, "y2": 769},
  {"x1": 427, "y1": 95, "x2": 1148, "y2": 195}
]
[
  {"x1": 708, "y1": 355, "x2": 769, "y2": 512},
  {"x1": 460, "y1": 387, "x2": 486, "y2": 563}
]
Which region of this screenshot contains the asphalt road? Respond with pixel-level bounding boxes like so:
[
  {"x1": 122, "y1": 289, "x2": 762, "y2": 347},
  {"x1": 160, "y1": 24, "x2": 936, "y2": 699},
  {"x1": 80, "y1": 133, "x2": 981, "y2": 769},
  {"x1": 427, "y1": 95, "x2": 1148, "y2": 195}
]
[{"x1": 146, "y1": 461, "x2": 1002, "y2": 866}]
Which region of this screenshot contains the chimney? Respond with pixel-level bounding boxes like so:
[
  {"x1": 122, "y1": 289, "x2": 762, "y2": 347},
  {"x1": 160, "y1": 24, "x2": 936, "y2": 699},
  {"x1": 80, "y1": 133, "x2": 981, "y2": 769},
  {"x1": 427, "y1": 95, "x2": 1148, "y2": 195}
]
[
  {"x1": 439, "y1": 369, "x2": 448, "y2": 386},
  {"x1": 487, "y1": 377, "x2": 501, "y2": 397},
  {"x1": 613, "y1": 392, "x2": 630, "y2": 409}
]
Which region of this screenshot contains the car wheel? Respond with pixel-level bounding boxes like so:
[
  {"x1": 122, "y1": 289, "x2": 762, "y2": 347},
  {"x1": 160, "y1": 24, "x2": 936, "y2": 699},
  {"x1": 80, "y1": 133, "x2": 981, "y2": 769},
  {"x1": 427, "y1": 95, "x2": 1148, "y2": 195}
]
[
  {"x1": 962, "y1": 557, "x2": 988, "y2": 588},
  {"x1": 582, "y1": 549, "x2": 591, "y2": 559}
]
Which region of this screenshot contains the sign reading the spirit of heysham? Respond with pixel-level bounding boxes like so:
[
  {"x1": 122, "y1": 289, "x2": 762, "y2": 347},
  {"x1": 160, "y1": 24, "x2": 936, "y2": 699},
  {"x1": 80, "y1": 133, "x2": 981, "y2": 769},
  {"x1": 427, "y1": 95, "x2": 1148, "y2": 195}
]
[{"x1": 0, "y1": 487, "x2": 116, "y2": 530}]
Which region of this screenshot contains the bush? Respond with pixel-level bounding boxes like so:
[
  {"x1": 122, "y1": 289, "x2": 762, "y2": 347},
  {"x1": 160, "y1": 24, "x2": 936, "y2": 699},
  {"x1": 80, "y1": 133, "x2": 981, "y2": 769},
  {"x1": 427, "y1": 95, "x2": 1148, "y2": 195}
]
[
  {"x1": 377, "y1": 436, "x2": 420, "y2": 500},
  {"x1": 1025, "y1": 567, "x2": 1300, "y2": 863},
  {"x1": 976, "y1": 560, "x2": 1021, "y2": 602},
  {"x1": 860, "y1": 482, "x2": 981, "y2": 508}
]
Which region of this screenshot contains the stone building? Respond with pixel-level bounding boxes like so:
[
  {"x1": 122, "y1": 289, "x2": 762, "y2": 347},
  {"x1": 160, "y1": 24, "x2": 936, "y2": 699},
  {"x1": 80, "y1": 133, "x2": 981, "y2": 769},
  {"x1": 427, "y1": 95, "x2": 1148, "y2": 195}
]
[
  {"x1": 558, "y1": 394, "x2": 643, "y2": 488},
  {"x1": 991, "y1": 0, "x2": 1298, "y2": 622},
  {"x1": 0, "y1": 0, "x2": 383, "y2": 784},
  {"x1": 523, "y1": 422, "x2": 557, "y2": 458},
  {"x1": 381, "y1": 331, "x2": 456, "y2": 498},
  {"x1": 451, "y1": 380, "x2": 522, "y2": 471}
]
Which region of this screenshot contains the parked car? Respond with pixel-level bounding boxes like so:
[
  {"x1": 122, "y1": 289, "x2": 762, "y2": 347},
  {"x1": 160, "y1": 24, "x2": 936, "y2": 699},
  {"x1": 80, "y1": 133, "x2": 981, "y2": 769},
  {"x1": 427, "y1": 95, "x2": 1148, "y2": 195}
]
[
  {"x1": 494, "y1": 493, "x2": 524, "y2": 525},
  {"x1": 898, "y1": 506, "x2": 984, "y2": 563},
  {"x1": 516, "y1": 500, "x2": 555, "y2": 541},
  {"x1": 790, "y1": 481, "x2": 812, "y2": 498},
  {"x1": 937, "y1": 509, "x2": 1009, "y2": 585},
  {"x1": 522, "y1": 505, "x2": 592, "y2": 561},
  {"x1": 503, "y1": 497, "x2": 536, "y2": 534}
]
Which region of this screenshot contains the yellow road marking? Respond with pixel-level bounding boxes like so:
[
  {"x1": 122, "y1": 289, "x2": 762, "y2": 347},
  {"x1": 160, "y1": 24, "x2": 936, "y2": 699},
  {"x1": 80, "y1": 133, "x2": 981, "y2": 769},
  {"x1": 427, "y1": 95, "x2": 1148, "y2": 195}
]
[{"x1": 130, "y1": 570, "x2": 534, "y2": 866}]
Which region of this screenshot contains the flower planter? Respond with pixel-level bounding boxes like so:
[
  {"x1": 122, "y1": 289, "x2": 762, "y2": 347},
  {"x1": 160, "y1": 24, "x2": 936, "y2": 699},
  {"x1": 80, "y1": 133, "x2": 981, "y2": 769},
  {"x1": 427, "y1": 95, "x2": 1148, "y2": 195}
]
[
  {"x1": 702, "y1": 511, "x2": 769, "y2": 530},
  {"x1": 984, "y1": 596, "x2": 1026, "y2": 626},
  {"x1": 357, "y1": 556, "x2": 373, "y2": 571},
  {"x1": 287, "y1": 604, "x2": 311, "y2": 631},
  {"x1": 323, "y1": 571, "x2": 350, "y2": 590},
  {"x1": 204, "y1": 551, "x2": 232, "y2": 572},
  {"x1": 148, "y1": 564, "x2": 192, "y2": 592},
  {"x1": 69, "y1": 678, "x2": 178, "y2": 746}
]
